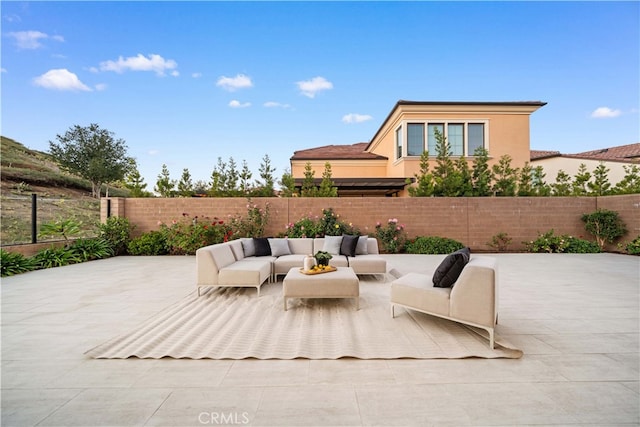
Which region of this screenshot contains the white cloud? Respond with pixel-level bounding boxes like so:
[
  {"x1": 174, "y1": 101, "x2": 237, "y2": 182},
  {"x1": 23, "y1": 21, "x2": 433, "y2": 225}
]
[
  {"x1": 264, "y1": 101, "x2": 291, "y2": 109},
  {"x1": 590, "y1": 106, "x2": 622, "y2": 119},
  {"x1": 99, "y1": 53, "x2": 178, "y2": 76},
  {"x1": 33, "y1": 69, "x2": 91, "y2": 91},
  {"x1": 229, "y1": 100, "x2": 251, "y2": 108},
  {"x1": 342, "y1": 113, "x2": 373, "y2": 124},
  {"x1": 1, "y1": 68, "x2": 6, "y2": 73},
  {"x1": 170, "y1": 70, "x2": 179, "y2": 77},
  {"x1": 7, "y1": 30, "x2": 63, "y2": 49},
  {"x1": 148, "y1": 150, "x2": 159, "y2": 156},
  {"x1": 216, "y1": 74, "x2": 253, "y2": 91},
  {"x1": 94, "y1": 83, "x2": 107, "y2": 91},
  {"x1": 297, "y1": 76, "x2": 333, "y2": 98},
  {"x1": 192, "y1": 72, "x2": 202, "y2": 78}
]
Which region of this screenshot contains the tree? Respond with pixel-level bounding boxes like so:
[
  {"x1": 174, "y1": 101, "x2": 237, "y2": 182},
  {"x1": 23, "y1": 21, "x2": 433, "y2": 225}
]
[
  {"x1": 581, "y1": 209, "x2": 627, "y2": 250},
  {"x1": 317, "y1": 162, "x2": 338, "y2": 197},
  {"x1": 254, "y1": 154, "x2": 276, "y2": 197},
  {"x1": 225, "y1": 157, "x2": 240, "y2": 195},
  {"x1": 516, "y1": 162, "x2": 533, "y2": 196},
  {"x1": 300, "y1": 162, "x2": 318, "y2": 197},
  {"x1": 432, "y1": 128, "x2": 463, "y2": 196},
  {"x1": 588, "y1": 162, "x2": 611, "y2": 196},
  {"x1": 48, "y1": 123, "x2": 130, "y2": 198},
  {"x1": 177, "y1": 168, "x2": 194, "y2": 197},
  {"x1": 572, "y1": 163, "x2": 591, "y2": 196},
  {"x1": 471, "y1": 147, "x2": 492, "y2": 196},
  {"x1": 123, "y1": 158, "x2": 151, "y2": 197},
  {"x1": 491, "y1": 155, "x2": 518, "y2": 196},
  {"x1": 613, "y1": 164, "x2": 640, "y2": 194},
  {"x1": 532, "y1": 166, "x2": 551, "y2": 196},
  {"x1": 455, "y1": 156, "x2": 473, "y2": 196},
  {"x1": 551, "y1": 170, "x2": 572, "y2": 196},
  {"x1": 209, "y1": 157, "x2": 228, "y2": 197},
  {"x1": 154, "y1": 164, "x2": 175, "y2": 197},
  {"x1": 279, "y1": 168, "x2": 298, "y2": 197},
  {"x1": 239, "y1": 160, "x2": 253, "y2": 195},
  {"x1": 408, "y1": 151, "x2": 434, "y2": 197}
]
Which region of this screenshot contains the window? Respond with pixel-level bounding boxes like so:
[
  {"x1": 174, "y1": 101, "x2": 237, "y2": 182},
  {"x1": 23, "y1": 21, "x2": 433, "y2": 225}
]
[
  {"x1": 448, "y1": 124, "x2": 464, "y2": 156},
  {"x1": 407, "y1": 123, "x2": 424, "y2": 156},
  {"x1": 395, "y1": 127, "x2": 402, "y2": 159},
  {"x1": 468, "y1": 123, "x2": 485, "y2": 155},
  {"x1": 396, "y1": 121, "x2": 487, "y2": 159},
  {"x1": 427, "y1": 123, "x2": 444, "y2": 155}
]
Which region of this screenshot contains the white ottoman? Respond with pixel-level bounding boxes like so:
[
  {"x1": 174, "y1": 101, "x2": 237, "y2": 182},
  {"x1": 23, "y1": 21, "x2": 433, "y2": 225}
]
[{"x1": 283, "y1": 267, "x2": 360, "y2": 310}]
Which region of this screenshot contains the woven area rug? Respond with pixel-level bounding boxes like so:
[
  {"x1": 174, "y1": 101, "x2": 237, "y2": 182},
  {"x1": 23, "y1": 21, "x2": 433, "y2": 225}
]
[{"x1": 86, "y1": 276, "x2": 522, "y2": 360}]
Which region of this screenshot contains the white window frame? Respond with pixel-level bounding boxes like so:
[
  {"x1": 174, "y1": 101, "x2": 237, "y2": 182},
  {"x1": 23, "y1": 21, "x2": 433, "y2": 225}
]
[{"x1": 395, "y1": 119, "x2": 489, "y2": 157}]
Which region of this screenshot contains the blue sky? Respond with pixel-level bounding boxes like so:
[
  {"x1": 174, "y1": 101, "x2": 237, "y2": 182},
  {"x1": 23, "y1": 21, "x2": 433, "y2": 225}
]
[{"x1": 2, "y1": 1, "x2": 638, "y2": 189}]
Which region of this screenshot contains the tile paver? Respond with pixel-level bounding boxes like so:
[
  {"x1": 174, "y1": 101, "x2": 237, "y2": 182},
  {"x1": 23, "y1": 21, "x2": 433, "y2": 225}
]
[{"x1": 2, "y1": 253, "x2": 638, "y2": 426}]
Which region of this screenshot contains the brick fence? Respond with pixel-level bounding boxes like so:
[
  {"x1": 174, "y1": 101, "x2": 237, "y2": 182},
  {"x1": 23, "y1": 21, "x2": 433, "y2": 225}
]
[{"x1": 100, "y1": 195, "x2": 640, "y2": 252}]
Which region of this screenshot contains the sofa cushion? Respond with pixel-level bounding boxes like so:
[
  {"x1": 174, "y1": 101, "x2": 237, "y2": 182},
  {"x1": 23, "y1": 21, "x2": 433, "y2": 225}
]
[
  {"x1": 209, "y1": 244, "x2": 237, "y2": 270},
  {"x1": 356, "y1": 236, "x2": 368, "y2": 255},
  {"x1": 432, "y1": 247, "x2": 471, "y2": 288},
  {"x1": 253, "y1": 237, "x2": 272, "y2": 256},
  {"x1": 241, "y1": 238, "x2": 255, "y2": 257},
  {"x1": 269, "y1": 238, "x2": 291, "y2": 257},
  {"x1": 340, "y1": 235, "x2": 359, "y2": 257},
  {"x1": 323, "y1": 235, "x2": 343, "y2": 255}
]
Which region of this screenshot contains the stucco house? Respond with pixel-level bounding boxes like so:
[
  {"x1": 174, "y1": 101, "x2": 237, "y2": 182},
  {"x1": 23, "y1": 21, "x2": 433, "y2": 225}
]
[
  {"x1": 290, "y1": 100, "x2": 546, "y2": 196},
  {"x1": 530, "y1": 143, "x2": 640, "y2": 185}
]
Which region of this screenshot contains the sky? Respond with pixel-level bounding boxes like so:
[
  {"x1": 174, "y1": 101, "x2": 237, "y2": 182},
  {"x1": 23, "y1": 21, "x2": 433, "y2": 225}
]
[{"x1": 2, "y1": 1, "x2": 638, "y2": 190}]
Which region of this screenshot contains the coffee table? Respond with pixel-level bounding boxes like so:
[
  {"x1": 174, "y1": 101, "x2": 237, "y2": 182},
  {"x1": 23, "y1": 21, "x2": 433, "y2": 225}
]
[{"x1": 282, "y1": 266, "x2": 360, "y2": 310}]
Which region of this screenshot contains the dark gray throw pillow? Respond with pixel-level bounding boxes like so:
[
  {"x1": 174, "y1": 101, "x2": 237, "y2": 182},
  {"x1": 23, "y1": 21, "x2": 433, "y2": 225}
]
[
  {"x1": 340, "y1": 234, "x2": 359, "y2": 257},
  {"x1": 432, "y1": 247, "x2": 471, "y2": 288},
  {"x1": 253, "y1": 237, "x2": 272, "y2": 257}
]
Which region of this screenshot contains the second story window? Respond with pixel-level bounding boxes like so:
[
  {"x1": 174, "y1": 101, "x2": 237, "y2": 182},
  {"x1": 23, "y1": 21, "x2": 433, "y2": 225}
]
[{"x1": 407, "y1": 123, "x2": 424, "y2": 156}]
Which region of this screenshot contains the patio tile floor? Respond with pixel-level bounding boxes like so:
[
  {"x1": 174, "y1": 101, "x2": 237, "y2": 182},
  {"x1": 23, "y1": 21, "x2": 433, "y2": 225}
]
[{"x1": 2, "y1": 253, "x2": 638, "y2": 426}]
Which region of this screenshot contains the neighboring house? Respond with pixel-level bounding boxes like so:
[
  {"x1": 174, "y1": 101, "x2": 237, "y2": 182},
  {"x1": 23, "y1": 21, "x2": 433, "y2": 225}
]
[
  {"x1": 530, "y1": 143, "x2": 640, "y2": 185},
  {"x1": 291, "y1": 100, "x2": 546, "y2": 196}
]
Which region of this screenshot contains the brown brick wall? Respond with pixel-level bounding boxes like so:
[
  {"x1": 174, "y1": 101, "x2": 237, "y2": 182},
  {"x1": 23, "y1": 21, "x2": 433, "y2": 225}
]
[{"x1": 101, "y1": 195, "x2": 640, "y2": 252}]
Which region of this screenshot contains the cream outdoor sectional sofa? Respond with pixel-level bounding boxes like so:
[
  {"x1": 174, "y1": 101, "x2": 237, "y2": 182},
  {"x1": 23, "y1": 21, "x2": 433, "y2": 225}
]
[
  {"x1": 390, "y1": 255, "x2": 498, "y2": 348},
  {"x1": 196, "y1": 236, "x2": 386, "y2": 296}
]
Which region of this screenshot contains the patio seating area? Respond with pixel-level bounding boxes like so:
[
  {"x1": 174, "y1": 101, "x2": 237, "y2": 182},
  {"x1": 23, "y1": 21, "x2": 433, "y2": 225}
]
[{"x1": 2, "y1": 253, "x2": 638, "y2": 426}]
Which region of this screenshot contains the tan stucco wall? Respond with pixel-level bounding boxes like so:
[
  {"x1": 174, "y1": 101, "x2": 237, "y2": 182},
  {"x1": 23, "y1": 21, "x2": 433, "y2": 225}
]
[
  {"x1": 290, "y1": 103, "x2": 543, "y2": 197},
  {"x1": 531, "y1": 157, "x2": 633, "y2": 186}
]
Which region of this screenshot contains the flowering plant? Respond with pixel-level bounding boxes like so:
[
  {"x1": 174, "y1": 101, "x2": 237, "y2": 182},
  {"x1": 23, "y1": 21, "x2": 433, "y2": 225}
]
[
  {"x1": 374, "y1": 218, "x2": 407, "y2": 253},
  {"x1": 283, "y1": 208, "x2": 358, "y2": 238},
  {"x1": 162, "y1": 213, "x2": 231, "y2": 255},
  {"x1": 228, "y1": 199, "x2": 270, "y2": 238}
]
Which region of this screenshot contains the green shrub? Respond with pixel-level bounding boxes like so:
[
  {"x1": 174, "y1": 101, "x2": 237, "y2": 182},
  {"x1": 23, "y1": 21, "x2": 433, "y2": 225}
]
[
  {"x1": 128, "y1": 231, "x2": 169, "y2": 255},
  {"x1": 38, "y1": 218, "x2": 82, "y2": 241},
  {"x1": 374, "y1": 218, "x2": 408, "y2": 253},
  {"x1": 228, "y1": 200, "x2": 271, "y2": 238},
  {"x1": 623, "y1": 236, "x2": 640, "y2": 255},
  {"x1": 564, "y1": 236, "x2": 601, "y2": 253},
  {"x1": 1, "y1": 250, "x2": 37, "y2": 277},
  {"x1": 524, "y1": 230, "x2": 568, "y2": 253},
  {"x1": 487, "y1": 232, "x2": 512, "y2": 252},
  {"x1": 525, "y1": 230, "x2": 601, "y2": 253},
  {"x1": 98, "y1": 217, "x2": 133, "y2": 255},
  {"x1": 283, "y1": 208, "x2": 358, "y2": 238},
  {"x1": 68, "y1": 238, "x2": 114, "y2": 261},
  {"x1": 33, "y1": 247, "x2": 80, "y2": 269},
  {"x1": 406, "y1": 236, "x2": 465, "y2": 254},
  {"x1": 581, "y1": 209, "x2": 627, "y2": 250},
  {"x1": 163, "y1": 214, "x2": 231, "y2": 255}
]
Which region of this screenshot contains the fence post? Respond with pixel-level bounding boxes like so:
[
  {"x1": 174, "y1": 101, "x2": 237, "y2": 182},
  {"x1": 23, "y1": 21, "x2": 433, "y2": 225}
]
[
  {"x1": 31, "y1": 193, "x2": 37, "y2": 244},
  {"x1": 107, "y1": 199, "x2": 111, "y2": 218}
]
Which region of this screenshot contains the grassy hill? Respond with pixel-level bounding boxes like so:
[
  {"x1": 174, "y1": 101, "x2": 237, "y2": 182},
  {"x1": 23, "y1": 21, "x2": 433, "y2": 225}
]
[{"x1": 1, "y1": 136, "x2": 128, "y2": 245}]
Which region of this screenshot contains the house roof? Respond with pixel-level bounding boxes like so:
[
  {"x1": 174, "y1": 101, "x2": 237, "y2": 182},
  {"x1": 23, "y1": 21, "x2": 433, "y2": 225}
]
[
  {"x1": 530, "y1": 150, "x2": 561, "y2": 160},
  {"x1": 571, "y1": 143, "x2": 640, "y2": 162},
  {"x1": 531, "y1": 143, "x2": 640, "y2": 163},
  {"x1": 291, "y1": 142, "x2": 387, "y2": 161}
]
